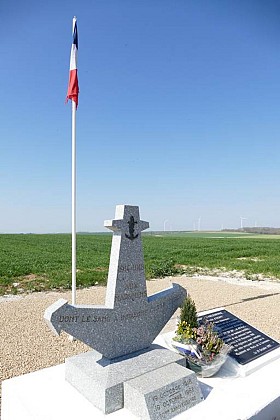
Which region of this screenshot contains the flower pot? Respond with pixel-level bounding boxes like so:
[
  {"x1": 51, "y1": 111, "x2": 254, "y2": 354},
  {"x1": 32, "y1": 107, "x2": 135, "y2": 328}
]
[{"x1": 172, "y1": 340, "x2": 231, "y2": 378}]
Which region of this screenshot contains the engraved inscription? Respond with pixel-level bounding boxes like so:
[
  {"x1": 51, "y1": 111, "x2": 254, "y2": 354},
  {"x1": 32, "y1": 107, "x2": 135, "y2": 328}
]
[
  {"x1": 115, "y1": 291, "x2": 146, "y2": 302},
  {"x1": 200, "y1": 309, "x2": 280, "y2": 365},
  {"x1": 123, "y1": 281, "x2": 138, "y2": 290},
  {"x1": 120, "y1": 309, "x2": 149, "y2": 321},
  {"x1": 59, "y1": 315, "x2": 79, "y2": 323},
  {"x1": 118, "y1": 264, "x2": 144, "y2": 273},
  {"x1": 149, "y1": 377, "x2": 202, "y2": 418},
  {"x1": 82, "y1": 315, "x2": 110, "y2": 323},
  {"x1": 58, "y1": 315, "x2": 111, "y2": 323}
]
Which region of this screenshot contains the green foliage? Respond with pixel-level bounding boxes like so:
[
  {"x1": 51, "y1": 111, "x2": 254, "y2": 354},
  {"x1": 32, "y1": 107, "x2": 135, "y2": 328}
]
[
  {"x1": 0, "y1": 234, "x2": 111, "y2": 295},
  {"x1": 175, "y1": 296, "x2": 224, "y2": 362},
  {"x1": 175, "y1": 321, "x2": 196, "y2": 339},
  {"x1": 179, "y1": 295, "x2": 198, "y2": 328},
  {"x1": 146, "y1": 259, "x2": 181, "y2": 278},
  {"x1": 0, "y1": 233, "x2": 280, "y2": 295},
  {"x1": 143, "y1": 235, "x2": 280, "y2": 280},
  {"x1": 198, "y1": 320, "x2": 224, "y2": 356},
  {"x1": 175, "y1": 319, "x2": 224, "y2": 359}
]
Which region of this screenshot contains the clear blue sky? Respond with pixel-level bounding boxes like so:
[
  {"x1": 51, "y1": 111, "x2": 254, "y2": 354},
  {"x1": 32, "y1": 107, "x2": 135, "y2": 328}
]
[{"x1": 2, "y1": 0, "x2": 280, "y2": 233}]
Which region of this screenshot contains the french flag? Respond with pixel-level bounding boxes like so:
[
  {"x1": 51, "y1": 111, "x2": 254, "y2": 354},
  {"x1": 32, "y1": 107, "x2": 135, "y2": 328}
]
[{"x1": 66, "y1": 17, "x2": 79, "y2": 107}]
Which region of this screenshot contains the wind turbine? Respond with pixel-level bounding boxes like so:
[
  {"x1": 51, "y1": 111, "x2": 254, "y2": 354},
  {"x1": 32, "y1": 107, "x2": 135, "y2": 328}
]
[
  {"x1": 240, "y1": 217, "x2": 247, "y2": 229},
  {"x1": 163, "y1": 220, "x2": 168, "y2": 232},
  {"x1": 198, "y1": 217, "x2": 201, "y2": 232}
]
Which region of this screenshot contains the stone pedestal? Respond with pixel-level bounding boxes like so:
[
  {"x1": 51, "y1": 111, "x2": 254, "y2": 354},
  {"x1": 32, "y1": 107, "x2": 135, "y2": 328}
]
[
  {"x1": 65, "y1": 344, "x2": 187, "y2": 414},
  {"x1": 124, "y1": 363, "x2": 203, "y2": 420}
]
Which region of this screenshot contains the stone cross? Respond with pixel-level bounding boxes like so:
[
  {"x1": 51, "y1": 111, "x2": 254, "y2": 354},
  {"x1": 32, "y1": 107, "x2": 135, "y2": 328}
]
[{"x1": 44, "y1": 205, "x2": 186, "y2": 359}]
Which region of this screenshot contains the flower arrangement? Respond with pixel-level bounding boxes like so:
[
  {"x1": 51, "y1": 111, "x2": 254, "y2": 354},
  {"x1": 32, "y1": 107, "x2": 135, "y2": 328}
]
[{"x1": 172, "y1": 295, "x2": 231, "y2": 377}]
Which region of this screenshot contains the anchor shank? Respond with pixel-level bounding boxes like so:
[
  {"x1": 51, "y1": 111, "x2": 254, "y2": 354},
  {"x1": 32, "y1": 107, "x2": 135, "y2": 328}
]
[{"x1": 104, "y1": 205, "x2": 149, "y2": 308}]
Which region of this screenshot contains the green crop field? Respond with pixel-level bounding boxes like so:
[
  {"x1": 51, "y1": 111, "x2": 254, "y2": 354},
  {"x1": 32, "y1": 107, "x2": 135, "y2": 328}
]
[{"x1": 0, "y1": 232, "x2": 280, "y2": 295}]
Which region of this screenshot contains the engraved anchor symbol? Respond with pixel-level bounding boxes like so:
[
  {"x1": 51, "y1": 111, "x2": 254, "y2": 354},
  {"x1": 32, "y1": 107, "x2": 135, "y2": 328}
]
[{"x1": 125, "y1": 216, "x2": 139, "y2": 240}]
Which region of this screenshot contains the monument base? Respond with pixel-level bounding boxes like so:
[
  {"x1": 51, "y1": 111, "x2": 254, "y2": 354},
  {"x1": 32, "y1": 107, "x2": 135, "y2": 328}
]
[
  {"x1": 124, "y1": 363, "x2": 203, "y2": 419},
  {"x1": 2, "y1": 347, "x2": 280, "y2": 420},
  {"x1": 65, "y1": 344, "x2": 187, "y2": 414}
]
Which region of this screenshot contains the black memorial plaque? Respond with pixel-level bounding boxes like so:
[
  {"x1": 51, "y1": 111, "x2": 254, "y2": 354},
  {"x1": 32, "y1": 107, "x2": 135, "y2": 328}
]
[{"x1": 198, "y1": 309, "x2": 280, "y2": 365}]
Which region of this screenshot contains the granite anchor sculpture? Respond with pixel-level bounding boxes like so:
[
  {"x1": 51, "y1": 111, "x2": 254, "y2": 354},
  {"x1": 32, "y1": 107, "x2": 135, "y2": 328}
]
[{"x1": 44, "y1": 205, "x2": 186, "y2": 359}]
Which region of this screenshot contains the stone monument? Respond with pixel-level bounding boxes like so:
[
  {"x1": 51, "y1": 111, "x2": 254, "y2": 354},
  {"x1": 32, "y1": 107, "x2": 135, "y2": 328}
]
[{"x1": 44, "y1": 205, "x2": 204, "y2": 419}]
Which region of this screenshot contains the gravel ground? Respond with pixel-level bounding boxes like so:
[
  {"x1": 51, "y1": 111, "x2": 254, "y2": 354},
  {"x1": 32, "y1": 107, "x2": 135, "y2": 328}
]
[{"x1": 1, "y1": 275, "x2": 280, "y2": 416}]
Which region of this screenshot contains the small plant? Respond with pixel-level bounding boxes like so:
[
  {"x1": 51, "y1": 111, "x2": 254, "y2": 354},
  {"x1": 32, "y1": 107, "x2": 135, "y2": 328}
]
[
  {"x1": 174, "y1": 318, "x2": 224, "y2": 362},
  {"x1": 178, "y1": 295, "x2": 198, "y2": 328},
  {"x1": 148, "y1": 259, "x2": 180, "y2": 278},
  {"x1": 173, "y1": 296, "x2": 230, "y2": 374}
]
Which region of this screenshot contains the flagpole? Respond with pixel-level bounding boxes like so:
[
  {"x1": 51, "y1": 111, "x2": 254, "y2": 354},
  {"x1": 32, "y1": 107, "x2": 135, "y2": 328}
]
[
  {"x1": 72, "y1": 99, "x2": 77, "y2": 306},
  {"x1": 66, "y1": 16, "x2": 79, "y2": 306}
]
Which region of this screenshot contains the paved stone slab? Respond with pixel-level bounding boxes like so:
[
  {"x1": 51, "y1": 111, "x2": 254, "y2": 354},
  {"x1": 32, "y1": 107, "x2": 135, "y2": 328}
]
[
  {"x1": 65, "y1": 344, "x2": 186, "y2": 414},
  {"x1": 44, "y1": 205, "x2": 186, "y2": 359},
  {"x1": 124, "y1": 363, "x2": 204, "y2": 420}
]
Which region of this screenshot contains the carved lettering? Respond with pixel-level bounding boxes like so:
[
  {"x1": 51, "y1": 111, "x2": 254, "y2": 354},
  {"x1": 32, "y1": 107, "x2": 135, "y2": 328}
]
[
  {"x1": 150, "y1": 378, "x2": 199, "y2": 417},
  {"x1": 81, "y1": 315, "x2": 110, "y2": 323},
  {"x1": 200, "y1": 309, "x2": 280, "y2": 365},
  {"x1": 92, "y1": 315, "x2": 110, "y2": 323},
  {"x1": 115, "y1": 291, "x2": 146, "y2": 302},
  {"x1": 124, "y1": 282, "x2": 138, "y2": 290},
  {"x1": 59, "y1": 315, "x2": 79, "y2": 323},
  {"x1": 120, "y1": 309, "x2": 149, "y2": 321},
  {"x1": 82, "y1": 315, "x2": 91, "y2": 322},
  {"x1": 118, "y1": 264, "x2": 144, "y2": 273}
]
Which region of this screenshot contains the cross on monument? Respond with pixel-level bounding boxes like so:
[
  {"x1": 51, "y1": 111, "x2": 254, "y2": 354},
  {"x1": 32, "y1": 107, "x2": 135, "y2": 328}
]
[{"x1": 44, "y1": 205, "x2": 186, "y2": 359}]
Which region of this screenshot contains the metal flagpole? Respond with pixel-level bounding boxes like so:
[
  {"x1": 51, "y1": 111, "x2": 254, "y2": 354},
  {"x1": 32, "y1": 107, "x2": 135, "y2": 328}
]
[
  {"x1": 72, "y1": 99, "x2": 77, "y2": 305},
  {"x1": 66, "y1": 16, "x2": 79, "y2": 307}
]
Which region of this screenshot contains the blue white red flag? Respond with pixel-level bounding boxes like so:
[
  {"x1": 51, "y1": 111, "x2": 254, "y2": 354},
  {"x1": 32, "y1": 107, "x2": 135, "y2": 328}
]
[{"x1": 66, "y1": 17, "x2": 79, "y2": 107}]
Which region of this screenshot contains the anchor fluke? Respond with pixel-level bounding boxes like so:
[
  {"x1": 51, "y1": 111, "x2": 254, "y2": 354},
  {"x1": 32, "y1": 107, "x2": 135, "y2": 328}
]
[
  {"x1": 44, "y1": 205, "x2": 187, "y2": 359},
  {"x1": 44, "y1": 298, "x2": 69, "y2": 336}
]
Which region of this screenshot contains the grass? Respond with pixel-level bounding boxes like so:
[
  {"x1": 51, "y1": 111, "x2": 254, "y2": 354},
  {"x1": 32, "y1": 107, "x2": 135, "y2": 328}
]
[
  {"x1": 0, "y1": 234, "x2": 111, "y2": 295},
  {"x1": 144, "y1": 234, "x2": 280, "y2": 279},
  {"x1": 0, "y1": 233, "x2": 280, "y2": 295}
]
